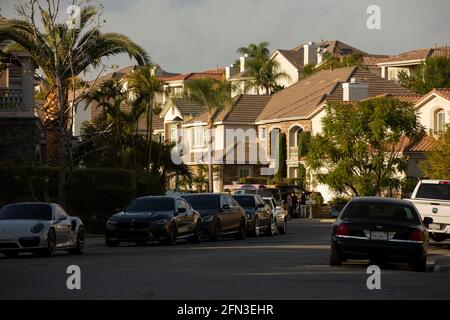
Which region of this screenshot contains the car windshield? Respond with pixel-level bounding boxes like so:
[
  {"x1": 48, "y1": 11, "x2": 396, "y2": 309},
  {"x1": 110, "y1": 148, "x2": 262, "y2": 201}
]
[
  {"x1": 0, "y1": 204, "x2": 53, "y2": 220},
  {"x1": 341, "y1": 201, "x2": 420, "y2": 223},
  {"x1": 416, "y1": 184, "x2": 450, "y2": 201},
  {"x1": 182, "y1": 195, "x2": 220, "y2": 210},
  {"x1": 126, "y1": 198, "x2": 174, "y2": 212},
  {"x1": 233, "y1": 196, "x2": 256, "y2": 209}
]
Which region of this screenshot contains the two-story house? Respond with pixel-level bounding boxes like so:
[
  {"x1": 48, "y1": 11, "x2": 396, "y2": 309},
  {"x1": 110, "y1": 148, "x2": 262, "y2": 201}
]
[{"x1": 377, "y1": 46, "x2": 450, "y2": 82}]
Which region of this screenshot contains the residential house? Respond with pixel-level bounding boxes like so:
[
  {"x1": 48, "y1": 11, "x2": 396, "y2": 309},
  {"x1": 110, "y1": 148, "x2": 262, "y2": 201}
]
[
  {"x1": 227, "y1": 40, "x2": 389, "y2": 97},
  {"x1": 378, "y1": 46, "x2": 450, "y2": 81},
  {"x1": 179, "y1": 95, "x2": 271, "y2": 192},
  {"x1": 255, "y1": 66, "x2": 418, "y2": 201},
  {"x1": 404, "y1": 88, "x2": 450, "y2": 178},
  {"x1": 0, "y1": 42, "x2": 43, "y2": 165}
]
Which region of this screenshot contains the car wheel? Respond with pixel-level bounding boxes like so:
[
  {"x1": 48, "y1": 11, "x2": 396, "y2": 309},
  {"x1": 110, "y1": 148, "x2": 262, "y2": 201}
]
[
  {"x1": 279, "y1": 218, "x2": 287, "y2": 235},
  {"x1": 235, "y1": 219, "x2": 246, "y2": 240},
  {"x1": 189, "y1": 223, "x2": 202, "y2": 244},
  {"x1": 329, "y1": 243, "x2": 342, "y2": 266},
  {"x1": 69, "y1": 227, "x2": 85, "y2": 255},
  {"x1": 209, "y1": 220, "x2": 221, "y2": 242},
  {"x1": 3, "y1": 251, "x2": 19, "y2": 258},
  {"x1": 252, "y1": 219, "x2": 260, "y2": 237},
  {"x1": 105, "y1": 239, "x2": 120, "y2": 247},
  {"x1": 38, "y1": 229, "x2": 56, "y2": 257},
  {"x1": 410, "y1": 257, "x2": 427, "y2": 272},
  {"x1": 164, "y1": 223, "x2": 177, "y2": 246},
  {"x1": 266, "y1": 216, "x2": 277, "y2": 236}
]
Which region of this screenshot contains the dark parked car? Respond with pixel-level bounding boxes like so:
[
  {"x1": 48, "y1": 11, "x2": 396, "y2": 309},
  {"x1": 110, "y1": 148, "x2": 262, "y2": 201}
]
[
  {"x1": 105, "y1": 196, "x2": 202, "y2": 246},
  {"x1": 182, "y1": 194, "x2": 246, "y2": 241},
  {"x1": 233, "y1": 195, "x2": 274, "y2": 237},
  {"x1": 330, "y1": 197, "x2": 432, "y2": 272}
]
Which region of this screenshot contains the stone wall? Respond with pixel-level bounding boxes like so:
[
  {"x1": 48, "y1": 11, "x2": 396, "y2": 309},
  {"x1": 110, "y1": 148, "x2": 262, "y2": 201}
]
[{"x1": 0, "y1": 116, "x2": 44, "y2": 165}]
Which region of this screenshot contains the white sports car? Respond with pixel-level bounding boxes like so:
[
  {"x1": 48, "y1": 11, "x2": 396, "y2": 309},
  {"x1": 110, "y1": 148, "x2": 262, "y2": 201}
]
[{"x1": 0, "y1": 202, "x2": 85, "y2": 258}]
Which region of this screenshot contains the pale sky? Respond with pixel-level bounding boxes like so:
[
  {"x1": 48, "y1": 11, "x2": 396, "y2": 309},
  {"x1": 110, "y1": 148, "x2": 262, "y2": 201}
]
[{"x1": 1, "y1": 0, "x2": 450, "y2": 75}]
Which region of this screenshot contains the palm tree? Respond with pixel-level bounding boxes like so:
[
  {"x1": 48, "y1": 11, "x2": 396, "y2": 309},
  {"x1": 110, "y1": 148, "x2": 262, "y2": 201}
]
[
  {"x1": 0, "y1": 5, "x2": 149, "y2": 168},
  {"x1": 184, "y1": 78, "x2": 233, "y2": 193},
  {"x1": 237, "y1": 41, "x2": 289, "y2": 95},
  {"x1": 126, "y1": 65, "x2": 163, "y2": 168}
]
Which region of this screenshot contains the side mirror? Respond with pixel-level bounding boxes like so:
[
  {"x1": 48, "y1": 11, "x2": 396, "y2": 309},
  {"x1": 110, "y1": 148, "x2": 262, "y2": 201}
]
[
  {"x1": 177, "y1": 208, "x2": 187, "y2": 214},
  {"x1": 114, "y1": 208, "x2": 123, "y2": 213},
  {"x1": 423, "y1": 217, "x2": 433, "y2": 227},
  {"x1": 222, "y1": 204, "x2": 231, "y2": 210}
]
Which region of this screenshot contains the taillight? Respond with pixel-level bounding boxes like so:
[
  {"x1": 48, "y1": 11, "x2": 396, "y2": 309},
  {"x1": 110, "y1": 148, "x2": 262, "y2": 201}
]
[
  {"x1": 410, "y1": 229, "x2": 424, "y2": 242},
  {"x1": 439, "y1": 181, "x2": 450, "y2": 185},
  {"x1": 335, "y1": 224, "x2": 350, "y2": 236}
]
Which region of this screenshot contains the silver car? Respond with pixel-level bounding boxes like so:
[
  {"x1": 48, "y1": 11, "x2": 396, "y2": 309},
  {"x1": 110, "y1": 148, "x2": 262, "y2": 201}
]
[
  {"x1": 0, "y1": 203, "x2": 85, "y2": 258},
  {"x1": 263, "y1": 197, "x2": 288, "y2": 234}
]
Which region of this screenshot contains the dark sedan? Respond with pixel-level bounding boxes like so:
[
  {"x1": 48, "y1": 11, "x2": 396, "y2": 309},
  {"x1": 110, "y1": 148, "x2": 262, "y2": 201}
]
[
  {"x1": 232, "y1": 195, "x2": 274, "y2": 237},
  {"x1": 182, "y1": 194, "x2": 246, "y2": 241},
  {"x1": 330, "y1": 197, "x2": 432, "y2": 272},
  {"x1": 105, "y1": 196, "x2": 202, "y2": 246}
]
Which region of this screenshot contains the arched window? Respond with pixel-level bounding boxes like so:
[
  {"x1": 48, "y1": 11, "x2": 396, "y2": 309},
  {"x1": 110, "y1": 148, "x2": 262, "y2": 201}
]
[{"x1": 288, "y1": 126, "x2": 303, "y2": 159}]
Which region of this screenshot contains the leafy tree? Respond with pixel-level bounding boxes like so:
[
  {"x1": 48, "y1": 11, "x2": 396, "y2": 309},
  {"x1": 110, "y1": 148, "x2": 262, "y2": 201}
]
[
  {"x1": 399, "y1": 56, "x2": 450, "y2": 94},
  {"x1": 298, "y1": 131, "x2": 311, "y2": 158},
  {"x1": 302, "y1": 52, "x2": 364, "y2": 79},
  {"x1": 184, "y1": 78, "x2": 233, "y2": 192},
  {"x1": 307, "y1": 97, "x2": 425, "y2": 196},
  {"x1": 0, "y1": 1, "x2": 149, "y2": 203},
  {"x1": 421, "y1": 126, "x2": 450, "y2": 179},
  {"x1": 237, "y1": 41, "x2": 289, "y2": 95}
]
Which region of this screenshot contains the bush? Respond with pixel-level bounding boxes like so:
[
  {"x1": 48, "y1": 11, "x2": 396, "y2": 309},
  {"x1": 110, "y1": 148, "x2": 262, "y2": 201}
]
[
  {"x1": 239, "y1": 177, "x2": 269, "y2": 185},
  {"x1": 136, "y1": 173, "x2": 165, "y2": 197}
]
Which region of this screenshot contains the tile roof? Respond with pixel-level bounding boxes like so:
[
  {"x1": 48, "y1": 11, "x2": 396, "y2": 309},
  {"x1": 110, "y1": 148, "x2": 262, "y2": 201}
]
[
  {"x1": 257, "y1": 66, "x2": 416, "y2": 122},
  {"x1": 380, "y1": 47, "x2": 450, "y2": 64},
  {"x1": 362, "y1": 54, "x2": 390, "y2": 66},
  {"x1": 277, "y1": 49, "x2": 304, "y2": 69},
  {"x1": 163, "y1": 69, "x2": 225, "y2": 82},
  {"x1": 292, "y1": 40, "x2": 367, "y2": 56},
  {"x1": 186, "y1": 95, "x2": 271, "y2": 125},
  {"x1": 170, "y1": 98, "x2": 206, "y2": 117},
  {"x1": 404, "y1": 135, "x2": 440, "y2": 153}
]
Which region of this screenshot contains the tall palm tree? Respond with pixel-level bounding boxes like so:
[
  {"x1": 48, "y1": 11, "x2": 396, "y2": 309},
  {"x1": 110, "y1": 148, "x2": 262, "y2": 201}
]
[
  {"x1": 184, "y1": 78, "x2": 233, "y2": 193},
  {"x1": 0, "y1": 5, "x2": 150, "y2": 167},
  {"x1": 126, "y1": 65, "x2": 163, "y2": 168},
  {"x1": 237, "y1": 41, "x2": 289, "y2": 95}
]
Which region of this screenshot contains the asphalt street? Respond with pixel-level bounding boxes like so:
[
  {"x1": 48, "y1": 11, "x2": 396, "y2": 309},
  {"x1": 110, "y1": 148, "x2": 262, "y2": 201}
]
[{"x1": 1, "y1": 220, "x2": 450, "y2": 300}]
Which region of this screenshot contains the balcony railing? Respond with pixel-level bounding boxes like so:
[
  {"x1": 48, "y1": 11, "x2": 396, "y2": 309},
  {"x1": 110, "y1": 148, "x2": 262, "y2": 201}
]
[{"x1": 0, "y1": 88, "x2": 24, "y2": 111}]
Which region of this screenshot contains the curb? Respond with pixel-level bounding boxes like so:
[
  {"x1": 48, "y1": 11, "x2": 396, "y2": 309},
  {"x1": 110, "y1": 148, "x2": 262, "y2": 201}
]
[{"x1": 433, "y1": 260, "x2": 450, "y2": 273}]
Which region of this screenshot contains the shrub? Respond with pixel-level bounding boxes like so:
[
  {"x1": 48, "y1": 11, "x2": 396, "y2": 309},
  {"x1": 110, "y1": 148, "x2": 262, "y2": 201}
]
[{"x1": 239, "y1": 177, "x2": 269, "y2": 185}]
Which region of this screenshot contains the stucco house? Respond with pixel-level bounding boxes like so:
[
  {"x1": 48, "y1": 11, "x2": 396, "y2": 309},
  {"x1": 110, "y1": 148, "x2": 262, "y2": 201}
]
[
  {"x1": 377, "y1": 46, "x2": 450, "y2": 81},
  {"x1": 255, "y1": 66, "x2": 417, "y2": 201}
]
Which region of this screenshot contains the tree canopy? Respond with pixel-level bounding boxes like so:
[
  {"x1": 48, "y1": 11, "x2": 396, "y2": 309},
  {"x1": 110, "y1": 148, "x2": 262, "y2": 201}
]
[
  {"x1": 307, "y1": 97, "x2": 425, "y2": 196},
  {"x1": 421, "y1": 126, "x2": 450, "y2": 179}
]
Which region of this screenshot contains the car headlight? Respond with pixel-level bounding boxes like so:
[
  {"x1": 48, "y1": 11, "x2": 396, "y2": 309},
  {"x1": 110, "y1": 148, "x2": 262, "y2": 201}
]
[
  {"x1": 154, "y1": 219, "x2": 169, "y2": 225},
  {"x1": 202, "y1": 216, "x2": 214, "y2": 222},
  {"x1": 31, "y1": 223, "x2": 45, "y2": 234}
]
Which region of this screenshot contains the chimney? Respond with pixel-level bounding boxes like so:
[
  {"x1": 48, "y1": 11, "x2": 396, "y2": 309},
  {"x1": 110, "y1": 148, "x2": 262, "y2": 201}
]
[
  {"x1": 342, "y1": 78, "x2": 369, "y2": 101},
  {"x1": 317, "y1": 47, "x2": 326, "y2": 65},
  {"x1": 303, "y1": 41, "x2": 318, "y2": 66},
  {"x1": 225, "y1": 64, "x2": 239, "y2": 80},
  {"x1": 240, "y1": 54, "x2": 248, "y2": 73}
]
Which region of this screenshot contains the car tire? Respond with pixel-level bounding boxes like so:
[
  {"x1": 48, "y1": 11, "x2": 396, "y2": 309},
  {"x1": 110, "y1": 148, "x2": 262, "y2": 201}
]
[
  {"x1": 266, "y1": 216, "x2": 277, "y2": 236},
  {"x1": 235, "y1": 219, "x2": 246, "y2": 240},
  {"x1": 164, "y1": 223, "x2": 177, "y2": 246},
  {"x1": 39, "y1": 229, "x2": 56, "y2": 257},
  {"x1": 252, "y1": 219, "x2": 261, "y2": 237},
  {"x1": 279, "y1": 218, "x2": 287, "y2": 235},
  {"x1": 69, "y1": 227, "x2": 85, "y2": 255},
  {"x1": 105, "y1": 239, "x2": 120, "y2": 247},
  {"x1": 329, "y1": 244, "x2": 342, "y2": 266},
  {"x1": 189, "y1": 223, "x2": 202, "y2": 244},
  {"x1": 209, "y1": 220, "x2": 221, "y2": 242},
  {"x1": 3, "y1": 251, "x2": 19, "y2": 258},
  {"x1": 410, "y1": 257, "x2": 427, "y2": 272}
]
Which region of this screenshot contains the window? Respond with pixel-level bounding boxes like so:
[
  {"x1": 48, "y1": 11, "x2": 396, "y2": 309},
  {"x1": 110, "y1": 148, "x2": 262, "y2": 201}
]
[
  {"x1": 341, "y1": 202, "x2": 420, "y2": 223},
  {"x1": 0, "y1": 204, "x2": 52, "y2": 221},
  {"x1": 176, "y1": 199, "x2": 188, "y2": 210},
  {"x1": 55, "y1": 206, "x2": 68, "y2": 220},
  {"x1": 192, "y1": 126, "x2": 206, "y2": 148},
  {"x1": 260, "y1": 128, "x2": 267, "y2": 140},
  {"x1": 170, "y1": 123, "x2": 178, "y2": 143},
  {"x1": 126, "y1": 198, "x2": 175, "y2": 212},
  {"x1": 436, "y1": 110, "x2": 446, "y2": 134},
  {"x1": 220, "y1": 196, "x2": 230, "y2": 208},
  {"x1": 238, "y1": 166, "x2": 252, "y2": 179}
]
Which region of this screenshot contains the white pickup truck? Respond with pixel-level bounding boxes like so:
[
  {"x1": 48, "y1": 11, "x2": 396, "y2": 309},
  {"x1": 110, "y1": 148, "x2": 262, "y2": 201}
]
[{"x1": 410, "y1": 180, "x2": 450, "y2": 242}]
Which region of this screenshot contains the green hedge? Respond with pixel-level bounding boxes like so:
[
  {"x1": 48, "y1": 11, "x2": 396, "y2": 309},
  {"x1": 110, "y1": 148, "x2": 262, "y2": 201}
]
[
  {"x1": 239, "y1": 177, "x2": 269, "y2": 185},
  {"x1": 0, "y1": 167, "x2": 141, "y2": 233}
]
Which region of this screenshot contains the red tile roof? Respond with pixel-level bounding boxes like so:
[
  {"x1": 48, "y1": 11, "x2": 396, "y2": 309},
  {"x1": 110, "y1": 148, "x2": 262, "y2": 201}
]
[{"x1": 405, "y1": 135, "x2": 440, "y2": 153}]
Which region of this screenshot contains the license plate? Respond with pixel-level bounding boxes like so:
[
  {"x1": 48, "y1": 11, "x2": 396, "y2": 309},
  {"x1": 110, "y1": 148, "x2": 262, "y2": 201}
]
[
  {"x1": 429, "y1": 223, "x2": 441, "y2": 231},
  {"x1": 371, "y1": 231, "x2": 388, "y2": 240}
]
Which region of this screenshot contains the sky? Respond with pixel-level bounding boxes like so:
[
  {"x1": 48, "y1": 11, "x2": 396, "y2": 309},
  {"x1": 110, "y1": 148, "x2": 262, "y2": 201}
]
[{"x1": 1, "y1": 0, "x2": 450, "y2": 75}]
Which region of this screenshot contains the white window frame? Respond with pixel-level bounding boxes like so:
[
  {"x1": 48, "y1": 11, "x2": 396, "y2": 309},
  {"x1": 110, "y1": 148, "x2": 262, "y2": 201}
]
[
  {"x1": 192, "y1": 126, "x2": 206, "y2": 148},
  {"x1": 436, "y1": 110, "x2": 446, "y2": 134},
  {"x1": 238, "y1": 166, "x2": 252, "y2": 179}
]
